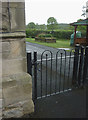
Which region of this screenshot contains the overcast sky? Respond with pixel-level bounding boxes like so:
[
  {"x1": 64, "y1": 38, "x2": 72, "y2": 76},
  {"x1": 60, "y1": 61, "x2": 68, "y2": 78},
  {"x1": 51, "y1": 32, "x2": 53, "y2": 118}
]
[{"x1": 25, "y1": 0, "x2": 87, "y2": 25}]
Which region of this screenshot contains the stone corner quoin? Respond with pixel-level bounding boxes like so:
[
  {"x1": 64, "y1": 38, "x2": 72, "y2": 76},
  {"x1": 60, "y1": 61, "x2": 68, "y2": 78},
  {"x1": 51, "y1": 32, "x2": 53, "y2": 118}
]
[{"x1": 1, "y1": 1, "x2": 34, "y2": 118}]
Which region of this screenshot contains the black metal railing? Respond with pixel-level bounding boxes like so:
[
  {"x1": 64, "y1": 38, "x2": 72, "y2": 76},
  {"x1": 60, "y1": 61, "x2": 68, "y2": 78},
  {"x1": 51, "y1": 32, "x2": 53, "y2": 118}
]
[
  {"x1": 72, "y1": 45, "x2": 88, "y2": 87},
  {"x1": 27, "y1": 45, "x2": 88, "y2": 101}
]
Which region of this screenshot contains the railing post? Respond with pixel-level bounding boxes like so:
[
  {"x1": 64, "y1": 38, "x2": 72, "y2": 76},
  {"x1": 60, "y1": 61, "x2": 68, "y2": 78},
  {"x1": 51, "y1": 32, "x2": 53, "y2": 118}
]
[
  {"x1": 27, "y1": 52, "x2": 32, "y2": 75},
  {"x1": 78, "y1": 46, "x2": 84, "y2": 86},
  {"x1": 83, "y1": 46, "x2": 88, "y2": 85},
  {"x1": 34, "y1": 52, "x2": 37, "y2": 100},
  {"x1": 72, "y1": 44, "x2": 80, "y2": 86}
]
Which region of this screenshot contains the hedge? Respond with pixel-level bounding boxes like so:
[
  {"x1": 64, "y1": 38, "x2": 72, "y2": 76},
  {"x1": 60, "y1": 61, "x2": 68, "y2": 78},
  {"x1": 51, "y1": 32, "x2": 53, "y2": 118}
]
[{"x1": 26, "y1": 29, "x2": 86, "y2": 39}]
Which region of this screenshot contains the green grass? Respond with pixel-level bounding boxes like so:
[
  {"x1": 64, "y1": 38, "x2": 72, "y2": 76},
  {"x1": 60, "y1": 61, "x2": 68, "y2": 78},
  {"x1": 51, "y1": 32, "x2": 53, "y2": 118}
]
[{"x1": 26, "y1": 38, "x2": 73, "y2": 48}]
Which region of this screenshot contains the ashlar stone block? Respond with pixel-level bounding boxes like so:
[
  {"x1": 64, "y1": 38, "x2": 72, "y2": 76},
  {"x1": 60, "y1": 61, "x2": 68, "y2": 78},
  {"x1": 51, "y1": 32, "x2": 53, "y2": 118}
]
[{"x1": 2, "y1": 73, "x2": 34, "y2": 118}]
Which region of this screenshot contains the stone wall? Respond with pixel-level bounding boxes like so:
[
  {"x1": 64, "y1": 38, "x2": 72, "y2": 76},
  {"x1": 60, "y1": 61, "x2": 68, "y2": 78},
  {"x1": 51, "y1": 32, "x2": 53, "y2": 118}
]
[{"x1": 1, "y1": 1, "x2": 34, "y2": 118}]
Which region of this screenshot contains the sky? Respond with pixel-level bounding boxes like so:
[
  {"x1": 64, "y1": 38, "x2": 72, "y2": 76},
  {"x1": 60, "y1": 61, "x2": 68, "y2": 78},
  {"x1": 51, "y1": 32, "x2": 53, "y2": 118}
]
[{"x1": 25, "y1": 0, "x2": 87, "y2": 25}]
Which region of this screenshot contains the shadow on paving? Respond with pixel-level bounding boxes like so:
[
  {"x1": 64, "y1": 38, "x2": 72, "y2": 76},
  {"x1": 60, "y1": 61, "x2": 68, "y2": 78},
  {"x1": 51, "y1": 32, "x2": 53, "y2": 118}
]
[{"x1": 25, "y1": 87, "x2": 86, "y2": 118}]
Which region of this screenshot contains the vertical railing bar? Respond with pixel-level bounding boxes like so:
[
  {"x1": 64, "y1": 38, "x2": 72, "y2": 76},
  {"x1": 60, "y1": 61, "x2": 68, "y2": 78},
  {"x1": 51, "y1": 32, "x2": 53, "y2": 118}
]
[
  {"x1": 50, "y1": 53, "x2": 53, "y2": 95},
  {"x1": 46, "y1": 54, "x2": 48, "y2": 96},
  {"x1": 72, "y1": 51, "x2": 75, "y2": 85},
  {"x1": 71, "y1": 50, "x2": 74, "y2": 88},
  {"x1": 63, "y1": 51, "x2": 66, "y2": 91},
  {"x1": 78, "y1": 46, "x2": 84, "y2": 86},
  {"x1": 55, "y1": 53, "x2": 58, "y2": 93},
  {"x1": 72, "y1": 44, "x2": 80, "y2": 86},
  {"x1": 34, "y1": 52, "x2": 37, "y2": 100},
  {"x1": 82, "y1": 46, "x2": 88, "y2": 85},
  {"x1": 70, "y1": 50, "x2": 73, "y2": 88},
  {"x1": 41, "y1": 50, "x2": 53, "y2": 97},
  {"x1": 41, "y1": 55, "x2": 43, "y2": 98},
  {"x1": 59, "y1": 53, "x2": 62, "y2": 92},
  {"x1": 67, "y1": 51, "x2": 71, "y2": 89},
  {"x1": 27, "y1": 52, "x2": 32, "y2": 76}
]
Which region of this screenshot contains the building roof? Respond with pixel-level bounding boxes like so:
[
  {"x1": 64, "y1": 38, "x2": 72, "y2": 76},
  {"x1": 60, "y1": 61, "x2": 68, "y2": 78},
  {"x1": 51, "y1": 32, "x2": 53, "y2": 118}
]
[{"x1": 70, "y1": 18, "x2": 88, "y2": 26}]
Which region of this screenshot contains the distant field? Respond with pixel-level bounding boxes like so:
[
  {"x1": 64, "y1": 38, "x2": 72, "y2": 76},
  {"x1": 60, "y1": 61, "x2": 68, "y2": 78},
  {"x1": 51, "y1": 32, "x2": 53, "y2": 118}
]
[{"x1": 26, "y1": 38, "x2": 73, "y2": 48}]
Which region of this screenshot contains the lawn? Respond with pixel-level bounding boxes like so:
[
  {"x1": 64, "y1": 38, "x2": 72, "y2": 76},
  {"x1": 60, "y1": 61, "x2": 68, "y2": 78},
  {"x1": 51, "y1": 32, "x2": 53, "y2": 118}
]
[{"x1": 26, "y1": 38, "x2": 73, "y2": 48}]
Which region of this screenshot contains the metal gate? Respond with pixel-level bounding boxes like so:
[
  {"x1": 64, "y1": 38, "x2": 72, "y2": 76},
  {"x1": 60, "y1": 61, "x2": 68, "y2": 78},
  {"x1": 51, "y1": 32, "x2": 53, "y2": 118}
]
[{"x1": 27, "y1": 45, "x2": 88, "y2": 101}]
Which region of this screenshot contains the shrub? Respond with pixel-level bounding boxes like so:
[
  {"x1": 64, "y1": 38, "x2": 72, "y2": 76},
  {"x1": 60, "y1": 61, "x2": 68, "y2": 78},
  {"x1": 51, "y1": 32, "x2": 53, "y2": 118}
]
[
  {"x1": 38, "y1": 34, "x2": 53, "y2": 38},
  {"x1": 45, "y1": 34, "x2": 52, "y2": 37},
  {"x1": 26, "y1": 29, "x2": 73, "y2": 39},
  {"x1": 52, "y1": 30, "x2": 73, "y2": 39}
]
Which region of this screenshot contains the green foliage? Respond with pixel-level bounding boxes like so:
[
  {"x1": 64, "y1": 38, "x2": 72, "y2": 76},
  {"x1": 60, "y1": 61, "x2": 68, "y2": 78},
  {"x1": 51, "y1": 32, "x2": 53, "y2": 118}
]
[
  {"x1": 47, "y1": 17, "x2": 58, "y2": 30},
  {"x1": 26, "y1": 22, "x2": 47, "y2": 30},
  {"x1": 76, "y1": 19, "x2": 86, "y2": 35},
  {"x1": 52, "y1": 30, "x2": 73, "y2": 39},
  {"x1": 27, "y1": 22, "x2": 36, "y2": 29},
  {"x1": 26, "y1": 29, "x2": 73, "y2": 39},
  {"x1": 58, "y1": 24, "x2": 74, "y2": 30},
  {"x1": 38, "y1": 34, "x2": 52, "y2": 38},
  {"x1": 38, "y1": 34, "x2": 45, "y2": 38},
  {"x1": 45, "y1": 34, "x2": 53, "y2": 37},
  {"x1": 81, "y1": 31, "x2": 86, "y2": 37},
  {"x1": 26, "y1": 29, "x2": 45, "y2": 38}
]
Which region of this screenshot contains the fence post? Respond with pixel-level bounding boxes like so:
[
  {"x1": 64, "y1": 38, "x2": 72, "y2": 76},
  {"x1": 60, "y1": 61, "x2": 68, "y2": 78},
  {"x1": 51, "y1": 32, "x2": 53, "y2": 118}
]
[
  {"x1": 78, "y1": 46, "x2": 84, "y2": 86},
  {"x1": 27, "y1": 53, "x2": 32, "y2": 75},
  {"x1": 82, "y1": 46, "x2": 88, "y2": 85},
  {"x1": 72, "y1": 44, "x2": 80, "y2": 86},
  {"x1": 34, "y1": 52, "x2": 37, "y2": 100}
]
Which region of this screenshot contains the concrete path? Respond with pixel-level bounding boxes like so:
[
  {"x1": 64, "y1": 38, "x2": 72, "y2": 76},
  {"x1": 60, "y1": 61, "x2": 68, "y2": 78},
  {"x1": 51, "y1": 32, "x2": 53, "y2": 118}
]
[{"x1": 23, "y1": 87, "x2": 86, "y2": 118}]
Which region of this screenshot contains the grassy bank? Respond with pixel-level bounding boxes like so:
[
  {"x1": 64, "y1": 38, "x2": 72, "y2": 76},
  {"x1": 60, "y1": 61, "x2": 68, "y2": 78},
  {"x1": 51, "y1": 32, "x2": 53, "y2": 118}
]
[{"x1": 26, "y1": 38, "x2": 72, "y2": 48}]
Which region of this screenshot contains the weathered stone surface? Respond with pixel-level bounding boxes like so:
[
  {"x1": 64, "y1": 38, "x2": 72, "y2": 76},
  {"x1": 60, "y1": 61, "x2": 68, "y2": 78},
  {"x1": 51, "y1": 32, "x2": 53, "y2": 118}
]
[
  {"x1": 3, "y1": 107, "x2": 23, "y2": 118},
  {"x1": 1, "y1": 32, "x2": 26, "y2": 38},
  {"x1": 2, "y1": 73, "x2": 34, "y2": 118},
  {"x1": 2, "y1": 2, "x2": 25, "y2": 33},
  {"x1": 0, "y1": 99, "x2": 2, "y2": 109},
  {"x1": 3, "y1": 99, "x2": 34, "y2": 118},
  {"x1": 22, "y1": 100, "x2": 34, "y2": 115},
  {"x1": 10, "y1": 8, "x2": 25, "y2": 32},
  {"x1": 0, "y1": 109, "x2": 2, "y2": 120},
  {"x1": 2, "y1": 2, "x2": 8, "y2": 8},
  {"x1": 9, "y1": 8, "x2": 25, "y2": 32},
  {"x1": 2, "y1": 40, "x2": 26, "y2": 59},
  {"x1": 2, "y1": 7, "x2": 10, "y2": 32},
  {"x1": 1, "y1": 1, "x2": 34, "y2": 118},
  {"x1": 2, "y1": 59, "x2": 27, "y2": 76},
  {"x1": 9, "y1": 2, "x2": 25, "y2": 8},
  {"x1": 0, "y1": 59, "x2": 2, "y2": 77},
  {"x1": 0, "y1": 90, "x2": 2, "y2": 99}
]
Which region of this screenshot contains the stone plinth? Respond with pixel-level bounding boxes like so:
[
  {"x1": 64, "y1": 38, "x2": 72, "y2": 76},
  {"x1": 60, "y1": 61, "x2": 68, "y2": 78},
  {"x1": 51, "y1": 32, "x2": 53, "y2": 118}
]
[{"x1": 1, "y1": 1, "x2": 34, "y2": 118}]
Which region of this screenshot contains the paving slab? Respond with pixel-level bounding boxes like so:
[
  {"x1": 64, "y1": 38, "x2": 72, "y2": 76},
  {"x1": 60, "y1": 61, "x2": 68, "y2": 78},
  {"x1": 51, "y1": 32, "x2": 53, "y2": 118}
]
[{"x1": 22, "y1": 87, "x2": 86, "y2": 118}]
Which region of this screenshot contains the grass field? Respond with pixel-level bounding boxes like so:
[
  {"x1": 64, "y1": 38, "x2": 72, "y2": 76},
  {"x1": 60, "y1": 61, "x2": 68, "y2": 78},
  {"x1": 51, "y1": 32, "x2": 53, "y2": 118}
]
[{"x1": 26, "y1": 38, "x2": 73, "y2": 48}]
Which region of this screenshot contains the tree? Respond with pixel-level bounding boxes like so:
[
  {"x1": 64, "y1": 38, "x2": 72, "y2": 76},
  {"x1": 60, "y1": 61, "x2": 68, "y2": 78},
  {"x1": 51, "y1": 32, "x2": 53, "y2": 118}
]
[
  {"x1": 81, "y1": 6, "x2": 86, "y2": 17},
  {"x1": 35, "y1": 23, "x2": 46, "y2": 30},
  {"x1": 39, "y1": 24, "x2": 47, "y2": 30},
  {"x1": 77, "y1": 19, "x2": 86, "y2": 32},
  {"x1": 47, "y1": 17, "x2": 58, "y2": 31},
  {"x1": 27, "y1": 22, "x2": 36, "y2": 29}
]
